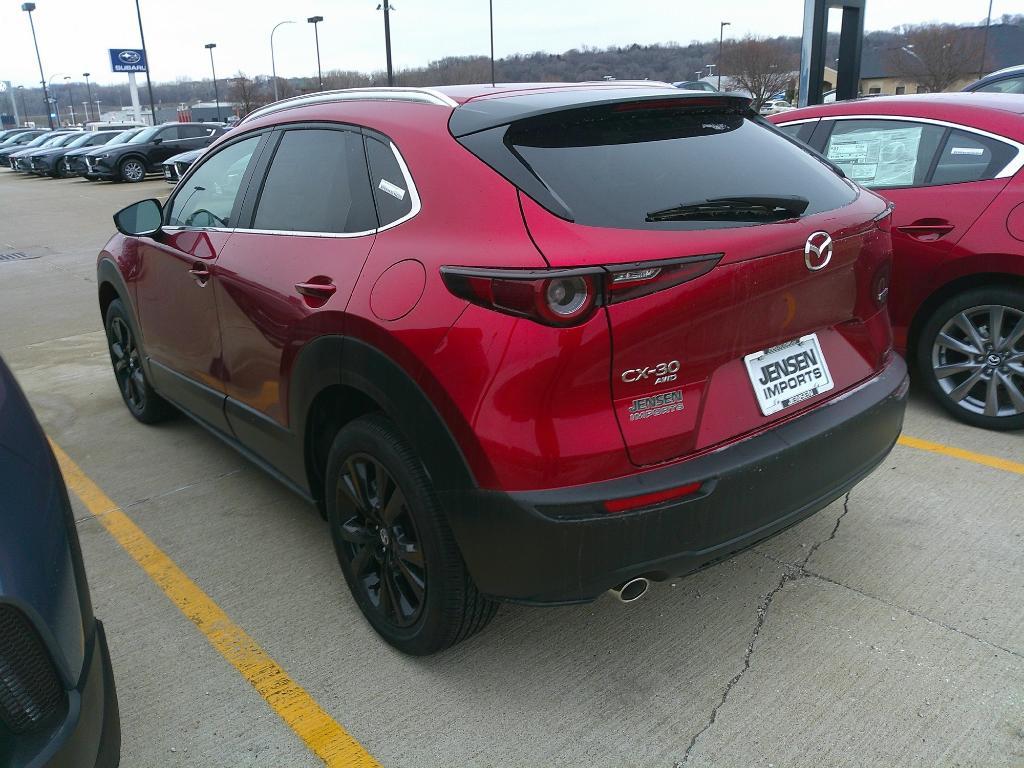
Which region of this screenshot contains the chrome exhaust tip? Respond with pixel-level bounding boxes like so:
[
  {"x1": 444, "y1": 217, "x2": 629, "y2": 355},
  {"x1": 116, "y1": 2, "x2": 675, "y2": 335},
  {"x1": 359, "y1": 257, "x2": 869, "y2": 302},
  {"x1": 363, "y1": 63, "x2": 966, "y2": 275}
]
[{"x1": 609, "y1": 577, "x2": 650, "y2": 604}]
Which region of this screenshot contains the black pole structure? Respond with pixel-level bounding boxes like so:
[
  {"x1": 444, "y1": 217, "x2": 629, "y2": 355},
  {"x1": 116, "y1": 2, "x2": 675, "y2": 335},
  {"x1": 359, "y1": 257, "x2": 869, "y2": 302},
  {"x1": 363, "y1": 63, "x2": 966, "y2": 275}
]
[
  {"x1": 21, "y1": 4, "x2": 53, "y2": 129},
  {"x1": 134, "y1": 0, "x2": 158, "y2": 124},
  {"x1": 205, "y1": 43, "x2": 221, "y2": 122},
  {"x1": 978, "y1": 0, "x2": 994, "y2": 79},
  {"x1": 83, "y1": 73, "x2": 93, "y2": 122},
  {"x1": 717, "y1": 21, "x2": 730, "y2": 91},
  {"x1": 308, "y1": 16, "x2": 324, "y2": 91},
  {"x1": 489, "y1": 0, "x2": 495, "y2": 86},
  {"x1": 377, "y1": 3, "x2": 395, "y2": 86}
]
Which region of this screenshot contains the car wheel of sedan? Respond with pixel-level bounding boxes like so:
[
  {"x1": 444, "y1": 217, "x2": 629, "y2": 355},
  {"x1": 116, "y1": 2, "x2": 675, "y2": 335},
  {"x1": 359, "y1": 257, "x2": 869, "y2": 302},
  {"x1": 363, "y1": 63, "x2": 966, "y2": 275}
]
[
  {"x1": 104, "y1": 299, "x2": 172, "y2": 424},
  {"x1": 917, "y1": 286, "x2": 1024, "y2": 430},
  {"x1": 325, "y1": 414, "x2": 497, "y2": 655},
  {"x1": 118, "y1": 158, "x2": 146, "y2": 183}
]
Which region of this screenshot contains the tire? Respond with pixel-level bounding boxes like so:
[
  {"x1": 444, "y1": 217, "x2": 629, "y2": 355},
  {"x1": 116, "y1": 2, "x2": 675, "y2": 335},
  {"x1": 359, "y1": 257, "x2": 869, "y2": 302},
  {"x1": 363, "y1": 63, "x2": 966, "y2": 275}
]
[
  {"x1": 118, "y1": 157, "x2": 146, "y2": 183},
  {"x1": 104, "y1": 299, "x2": 172, "y2": 424},
  {"x1": 325, "y1": 414, "x2": 497, "y2": 655},
  {"x1": 915, "y1": 285, "x2": 1024, "y2": 431}
]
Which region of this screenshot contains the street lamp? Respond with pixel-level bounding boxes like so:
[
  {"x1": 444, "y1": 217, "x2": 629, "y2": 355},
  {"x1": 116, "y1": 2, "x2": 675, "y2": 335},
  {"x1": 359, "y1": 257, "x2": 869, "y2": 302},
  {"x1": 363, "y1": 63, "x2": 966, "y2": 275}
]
[
  {"x1": 718, "y1": 21, "x2": 731, "y2": 91},
  {"x1": 488, "y1": 0, "x2": 495, "y2": 87},
  {"x1": 204, "y1": 43, "x2": 221, "y2": 121},
  {"x1": 63, "y1": 76, "x2": 76, "y2": 125},
  {"x1": 376, "y1": 3, "x2": 395, "y2": 87},
  {"x1": 83, "y1": 72, "x2": 93, "y2": 122},
  {"x1": 307, "y1": 16, "x2": 324, "y2": 91},
  {"x1": 270, "y1": 20, "x2": 295, "y2": 102},
  {"x1": 21, "y1": 3, "x2": 54, "y2": 129}
]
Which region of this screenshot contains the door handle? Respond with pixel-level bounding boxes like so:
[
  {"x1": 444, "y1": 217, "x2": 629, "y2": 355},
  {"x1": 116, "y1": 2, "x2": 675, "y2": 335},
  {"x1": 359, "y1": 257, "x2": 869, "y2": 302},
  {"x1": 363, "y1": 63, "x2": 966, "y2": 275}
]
[
  {"x1": 295, "y1": 280, "x2": 337, "y2": 299},
  {"x1": 897, "y1": 220, "x2": 955, "y2": 241},
  {"x1": 188, "y1": 263, "x2": 211, "y2": 284}
]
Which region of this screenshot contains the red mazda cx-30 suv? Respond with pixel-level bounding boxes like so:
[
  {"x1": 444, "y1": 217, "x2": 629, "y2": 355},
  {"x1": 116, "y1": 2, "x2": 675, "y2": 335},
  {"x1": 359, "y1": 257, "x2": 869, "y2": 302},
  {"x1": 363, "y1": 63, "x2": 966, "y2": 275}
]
[{"x1": 98, "y1": 84, "x2": 907, "y2": 654}]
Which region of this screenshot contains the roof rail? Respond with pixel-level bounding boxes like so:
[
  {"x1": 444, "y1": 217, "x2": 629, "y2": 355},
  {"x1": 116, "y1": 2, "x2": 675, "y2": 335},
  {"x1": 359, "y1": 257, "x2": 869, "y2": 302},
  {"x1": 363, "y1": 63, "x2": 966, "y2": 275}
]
[{"x1": 241, "y1": 87, "x2": 457, "y2": 124}]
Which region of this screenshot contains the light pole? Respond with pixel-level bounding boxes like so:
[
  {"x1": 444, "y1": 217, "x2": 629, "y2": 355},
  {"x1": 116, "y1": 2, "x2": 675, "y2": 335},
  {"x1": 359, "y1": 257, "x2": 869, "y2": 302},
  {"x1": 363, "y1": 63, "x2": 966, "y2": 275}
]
[
  {"x1": 21, "y1": 3, "x2": 54, "y2": 129},
  {"x1": 718, "y1": 21, "x2": 730, "y2": 91},
  {"x1": 376, "y1": 3, "x2": 395, "y2": 87},
  {"x1": 17, "y1": 86, "x2": 28, "y2": 125},
  {"x1": 270, "y1": 20, "x2": 295, "y2": 102},
  {"x1": 83, "y1": 72, "x2": 93, "y2": 122},
  {"x1": 307, "y1": 16, "x2": 324, "y2": 90},
  {"x1": 63, "y1": 76, "x2": 76, "y2": 124},
  {"x1": 205, "y1": 43, "x2": 221, "y2": 121},
  {"x1": 134, "y1": 0, "x2": 158, "y2": 123},
  {"x1": 489, "y1": 0, "x2": 495, "y2": 86},
  {"x1": 979, "y1": 0, "x2": 994, "y2": 79}
]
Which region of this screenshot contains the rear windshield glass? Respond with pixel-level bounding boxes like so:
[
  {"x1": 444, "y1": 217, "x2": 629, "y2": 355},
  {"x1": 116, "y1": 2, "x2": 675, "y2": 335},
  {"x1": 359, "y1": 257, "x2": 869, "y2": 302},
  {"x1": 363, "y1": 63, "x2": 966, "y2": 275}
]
[{"x1": 505, "y1": 105, "x2": 856, "y2": 229}]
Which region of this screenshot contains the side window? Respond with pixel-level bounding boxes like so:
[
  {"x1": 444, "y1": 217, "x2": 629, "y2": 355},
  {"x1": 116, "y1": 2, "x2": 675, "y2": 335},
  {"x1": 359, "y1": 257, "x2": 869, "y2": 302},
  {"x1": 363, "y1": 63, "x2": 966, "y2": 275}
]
[
  {"x1": 179, "y1": 125, "x2": 210, "y2": 139},
  {"x1": 776, "y1": 121, "x2": 816, "y2": 145},
  {"x1": 252, "y1": 128, "x2": 377, "y2": 234},
  {"x1": 158, "y1": 126, "x2": 181, "y2": 141},
  {"x1": 366, "y1": 137, "x2": 414, "y2": 227},
  {"x1": 824, "y1": 119, "x2": 943, "y2": 188},
  {"x1": 166, "y1": 135, "x2": 261, "y2": 228},
  {"x1": 976, "y1": 76, "x2": 1024, "y2": 94},
  {"x1": 931, "y1": 129, "x2": 1018, "y2": 185}
]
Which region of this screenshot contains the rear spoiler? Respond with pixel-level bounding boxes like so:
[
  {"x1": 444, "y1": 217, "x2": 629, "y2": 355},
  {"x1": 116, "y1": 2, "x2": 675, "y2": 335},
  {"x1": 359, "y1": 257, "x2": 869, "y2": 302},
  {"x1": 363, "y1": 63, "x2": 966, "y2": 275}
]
[{"x1": 448, "y1": 89, "x2": 754, "y2": 138}]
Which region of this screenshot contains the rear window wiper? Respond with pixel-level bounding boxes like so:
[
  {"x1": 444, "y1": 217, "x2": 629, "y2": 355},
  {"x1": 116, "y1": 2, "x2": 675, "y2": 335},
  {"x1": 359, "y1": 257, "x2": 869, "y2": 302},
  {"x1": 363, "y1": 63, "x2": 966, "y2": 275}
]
[{"x1": 645, "y1": 195, "x2": 810, "y2": 222}]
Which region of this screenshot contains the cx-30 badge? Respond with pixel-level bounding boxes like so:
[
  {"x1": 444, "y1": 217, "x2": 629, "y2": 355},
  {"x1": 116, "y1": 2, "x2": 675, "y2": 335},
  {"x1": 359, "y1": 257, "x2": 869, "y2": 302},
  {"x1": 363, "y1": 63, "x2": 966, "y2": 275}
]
[
  {"x1": 621, "y1": 360, "x2": 680, "y2": 385},
  {"x1": 804, "y1": 231, "x2": 833, "y2": 271}
]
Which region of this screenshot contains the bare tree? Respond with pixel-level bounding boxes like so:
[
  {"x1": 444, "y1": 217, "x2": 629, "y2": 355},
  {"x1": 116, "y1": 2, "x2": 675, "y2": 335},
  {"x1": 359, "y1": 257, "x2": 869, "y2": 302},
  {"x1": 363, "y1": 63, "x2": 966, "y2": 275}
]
[
  {"x1": 227, "y1": 71, "x2": 267, "y2": 115},
  {"x1": 721, "y1": 37, "x2": 798, "y2": 109},
  {"x1": 890, "y1": 24, "x2": 985, "y2": 93}
]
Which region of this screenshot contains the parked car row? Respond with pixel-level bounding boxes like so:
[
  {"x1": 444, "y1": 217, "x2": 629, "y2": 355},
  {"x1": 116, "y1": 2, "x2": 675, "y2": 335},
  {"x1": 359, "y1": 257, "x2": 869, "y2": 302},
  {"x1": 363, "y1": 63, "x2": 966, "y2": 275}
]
[{"x1": 0, "y1": 122, "x2": 227, "y2": 182}]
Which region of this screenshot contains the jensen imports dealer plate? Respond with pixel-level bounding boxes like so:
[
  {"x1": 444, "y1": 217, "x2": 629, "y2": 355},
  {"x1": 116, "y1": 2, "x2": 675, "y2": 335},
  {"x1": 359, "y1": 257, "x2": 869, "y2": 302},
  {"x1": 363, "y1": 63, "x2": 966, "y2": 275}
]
[{"x1": 744, "y1": 333, "x2": 834, "y2": 416}]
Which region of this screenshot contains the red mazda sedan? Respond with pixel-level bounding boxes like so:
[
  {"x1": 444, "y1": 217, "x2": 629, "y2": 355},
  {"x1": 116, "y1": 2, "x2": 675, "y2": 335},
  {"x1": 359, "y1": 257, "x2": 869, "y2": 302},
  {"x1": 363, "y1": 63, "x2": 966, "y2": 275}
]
[
  {"x1": 99, "y1": 84, "x2": 906, "y2": 654},
  {"x1": 771, "y1": 93, "x2": 1024, "y2": 430}
]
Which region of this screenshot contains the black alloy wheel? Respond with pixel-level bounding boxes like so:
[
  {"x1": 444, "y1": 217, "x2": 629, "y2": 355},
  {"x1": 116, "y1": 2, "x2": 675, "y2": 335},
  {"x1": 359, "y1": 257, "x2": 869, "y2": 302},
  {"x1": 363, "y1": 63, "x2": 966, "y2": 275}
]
[
  {"x1": 104, "y1": 299, "x2": 171, "y2": 424},
  {"x1": 335, "y1": 453, "x2": 426, "y2": 628}
]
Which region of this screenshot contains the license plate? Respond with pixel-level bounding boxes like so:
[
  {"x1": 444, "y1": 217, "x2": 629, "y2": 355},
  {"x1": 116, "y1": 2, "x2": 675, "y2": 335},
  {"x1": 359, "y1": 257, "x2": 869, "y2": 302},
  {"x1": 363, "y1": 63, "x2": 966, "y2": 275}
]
[{"x1": 744, "y1": 333, "x2": 834, "y2": 416}]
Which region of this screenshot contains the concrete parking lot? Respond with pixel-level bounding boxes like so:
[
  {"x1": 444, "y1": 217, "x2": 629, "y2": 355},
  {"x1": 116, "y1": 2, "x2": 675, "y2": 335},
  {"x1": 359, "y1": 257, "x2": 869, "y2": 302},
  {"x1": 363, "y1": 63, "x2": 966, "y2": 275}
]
[{"x1": 1, "y1": 169, "x2": 1022, "y2": 767}]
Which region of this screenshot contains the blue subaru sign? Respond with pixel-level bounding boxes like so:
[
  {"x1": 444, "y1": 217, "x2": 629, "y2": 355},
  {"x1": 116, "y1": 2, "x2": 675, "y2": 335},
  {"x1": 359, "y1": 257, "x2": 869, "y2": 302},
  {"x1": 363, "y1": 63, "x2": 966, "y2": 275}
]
[{"x1": 109, "y1": 48, "x2": 147, "y2": 73}]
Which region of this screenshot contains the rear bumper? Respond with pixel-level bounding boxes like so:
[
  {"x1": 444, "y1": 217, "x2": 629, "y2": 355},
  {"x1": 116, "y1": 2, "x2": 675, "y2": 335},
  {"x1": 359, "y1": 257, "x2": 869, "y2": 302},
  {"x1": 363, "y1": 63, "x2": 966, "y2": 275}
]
[{"x1": 441, "y1": 355, "x2": 908, "y2": 605}]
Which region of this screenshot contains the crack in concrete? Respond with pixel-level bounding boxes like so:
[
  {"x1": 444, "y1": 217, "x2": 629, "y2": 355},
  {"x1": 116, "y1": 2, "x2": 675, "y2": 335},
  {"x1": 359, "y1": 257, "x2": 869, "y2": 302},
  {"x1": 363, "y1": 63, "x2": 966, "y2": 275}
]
[{"x1": 677, "y1": 493, "x2": 851, "y2": 766}]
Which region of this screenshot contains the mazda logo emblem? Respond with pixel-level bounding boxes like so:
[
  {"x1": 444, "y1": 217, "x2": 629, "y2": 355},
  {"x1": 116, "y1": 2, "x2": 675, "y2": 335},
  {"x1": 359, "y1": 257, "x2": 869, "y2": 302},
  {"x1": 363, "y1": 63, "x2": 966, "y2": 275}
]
[
  {"x1": 804, "y1": 231, "x2": 833, "y2": 271},
  {"x1": 118, "y1": 50, "x2": 142, "y2": 64}
]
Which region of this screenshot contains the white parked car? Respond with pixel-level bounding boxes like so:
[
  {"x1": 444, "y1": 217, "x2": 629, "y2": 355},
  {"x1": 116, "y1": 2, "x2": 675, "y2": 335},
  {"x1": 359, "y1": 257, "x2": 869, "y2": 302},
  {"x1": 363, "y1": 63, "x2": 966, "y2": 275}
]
[{"x1": 759, "y1": 99, "x2": 794, "y2": 115}]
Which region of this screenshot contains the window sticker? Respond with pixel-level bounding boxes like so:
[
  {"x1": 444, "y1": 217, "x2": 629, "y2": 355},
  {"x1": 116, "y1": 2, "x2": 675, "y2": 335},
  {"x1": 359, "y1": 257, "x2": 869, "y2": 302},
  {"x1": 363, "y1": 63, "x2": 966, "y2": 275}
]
[
  {"x1": 826, "y1": 126, "x2": 923, "y2": 186},
  {"x1": 378, "y1": 178, "x2": 406, "y2": 201},
  {"x1": 950, "y1": 146, "x2": 984, "y2": 156}
]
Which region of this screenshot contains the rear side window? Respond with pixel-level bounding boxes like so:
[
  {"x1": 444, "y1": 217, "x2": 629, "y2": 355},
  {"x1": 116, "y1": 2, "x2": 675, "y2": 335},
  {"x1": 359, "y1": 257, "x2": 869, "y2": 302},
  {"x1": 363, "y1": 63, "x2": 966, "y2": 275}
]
[
  {"x1": 365, "y1": 137, "x2": 414, "y2": 227},
  {"x1": 503, "y1": 105, "x2": 856, "y2": 229},
  {"x1": 975, "y1": 76, "x2": 1024, "y2": 94},
  {"x1": 180, "y1": 125, "x2": 214, "y2": 139},
  {"x1": 824, "y1": 119, "x2": 944, "y2": 188},
  {"x1": 252, "y1": 129, "x2": 377, "y2": 234},
  {"x1": 931, "y1": 129, "x2": 1017, "y2": 185},
  {"x1": 777, "y1": 121, "x2": 816, "y2": 144}
]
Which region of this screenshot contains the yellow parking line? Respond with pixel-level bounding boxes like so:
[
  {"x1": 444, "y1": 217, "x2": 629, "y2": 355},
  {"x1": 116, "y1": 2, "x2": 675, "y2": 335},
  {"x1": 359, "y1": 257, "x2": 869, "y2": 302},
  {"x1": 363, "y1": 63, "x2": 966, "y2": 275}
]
[
  {"x1": 49, "y1": 439, "x2": 381, "y2": 768},
  {"x1": 897, "y1": 435, "x2": 1024, "y2": 476}
]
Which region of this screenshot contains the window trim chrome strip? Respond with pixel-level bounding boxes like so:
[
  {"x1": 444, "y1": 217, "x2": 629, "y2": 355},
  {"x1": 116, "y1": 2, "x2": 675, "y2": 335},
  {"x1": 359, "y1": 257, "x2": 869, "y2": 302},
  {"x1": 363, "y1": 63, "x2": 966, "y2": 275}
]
[{"x1": 774, "y1": 113, "x2": 1024, "y2": 179}]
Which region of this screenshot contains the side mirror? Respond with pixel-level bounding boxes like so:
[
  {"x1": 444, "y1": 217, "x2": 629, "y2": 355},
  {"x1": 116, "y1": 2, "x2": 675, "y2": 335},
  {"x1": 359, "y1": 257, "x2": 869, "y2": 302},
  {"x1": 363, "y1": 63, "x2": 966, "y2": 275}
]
[
  {"x1": 113, "y1": 199, "x2": 163, "y2": 237},
  {"x1": 152, "y1": 137, "x2": 163, "y2": 145}
]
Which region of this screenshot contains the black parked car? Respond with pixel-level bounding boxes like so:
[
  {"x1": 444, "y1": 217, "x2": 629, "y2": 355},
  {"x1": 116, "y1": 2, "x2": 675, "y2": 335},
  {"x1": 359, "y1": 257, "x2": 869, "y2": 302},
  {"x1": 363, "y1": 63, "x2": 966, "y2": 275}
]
[
  {"x1": 0, "y1": 130, "x2": 51, "y2": 167},
  {"x1": 30, "y1": 130, "x2": 124, "y2": 178},
  {"x1": 9, "y1": 132, "x2": 77, "y2": 172},
  {"x1": 85, "y1": 122, "x2": 227, "y2": 182},
  {"x1": 0, "y1": 128, "x2": 34, "y2": 144},
  {"x1": 161, "y1": 147, "x2": 204, "y2": 184},
  {"x1": 71, "y1": 129, "x2": 144, "y2": 179},
  {"x1": 963, "y1": 64, "x2": 1024, "y2": 94},
  {"x1": 0, "y1": 357, "x2": 120, "y2": 766}
]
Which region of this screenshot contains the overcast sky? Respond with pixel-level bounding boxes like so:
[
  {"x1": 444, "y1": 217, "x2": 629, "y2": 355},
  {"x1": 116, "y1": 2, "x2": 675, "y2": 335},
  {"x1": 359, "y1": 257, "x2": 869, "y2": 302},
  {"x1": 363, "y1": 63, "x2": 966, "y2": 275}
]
[{"x1": 0, "y1": 0, "x2": 1012, "y2": 88}]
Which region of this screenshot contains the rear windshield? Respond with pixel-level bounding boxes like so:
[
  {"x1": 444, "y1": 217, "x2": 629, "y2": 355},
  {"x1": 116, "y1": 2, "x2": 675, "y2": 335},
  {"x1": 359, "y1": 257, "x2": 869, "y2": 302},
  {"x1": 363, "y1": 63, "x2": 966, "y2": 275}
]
[{"x1": 504, "y1": 105, "x2": 856, "y2": 229}]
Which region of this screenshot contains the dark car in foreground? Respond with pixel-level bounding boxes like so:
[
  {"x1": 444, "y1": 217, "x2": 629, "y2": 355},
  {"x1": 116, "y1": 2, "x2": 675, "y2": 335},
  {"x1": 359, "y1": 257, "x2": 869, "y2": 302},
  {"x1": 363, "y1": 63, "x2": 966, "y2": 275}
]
[
  {"x1": 99, "y1": 83, "x2": 906, "y2": 655},
  {"x1": 771, "y1": 92, "x2": 1024, "y2": 430},
  {"x1": 0, "y1": 357, "x2": 120, "y2": 766},
  {"x1": 963, "y1": 64, "x2": 1024, "y2": 95},
  {"x1": 29, "y1": 129, "x2": 124, "y2": 178},
  {"x1": 161, "y1": 148, "x2": 204, "y2": 184},
  {"x1": 71, "y1": 129, "x2": 144, "y2": 179},
  {"x1": 85, "y1": 122, "x2": 226, "y2": 182}
]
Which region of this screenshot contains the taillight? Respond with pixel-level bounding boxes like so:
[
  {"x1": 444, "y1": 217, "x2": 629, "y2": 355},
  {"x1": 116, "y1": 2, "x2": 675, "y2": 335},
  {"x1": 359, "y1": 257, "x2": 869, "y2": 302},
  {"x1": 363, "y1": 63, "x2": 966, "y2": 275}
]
[
  {"x1": 603, "y1": 481, "x2": 702, "y2": 513},
  {"x1": 441, "y1": 254, "x2": 721, "y2": 327}
]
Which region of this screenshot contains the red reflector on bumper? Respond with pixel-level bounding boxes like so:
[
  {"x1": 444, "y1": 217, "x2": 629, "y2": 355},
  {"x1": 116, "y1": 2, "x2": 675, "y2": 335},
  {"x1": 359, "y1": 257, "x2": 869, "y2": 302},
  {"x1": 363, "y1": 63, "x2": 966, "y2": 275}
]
[{"x1": 604, "y1": 482, "x2": 702, "y2": 513}]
